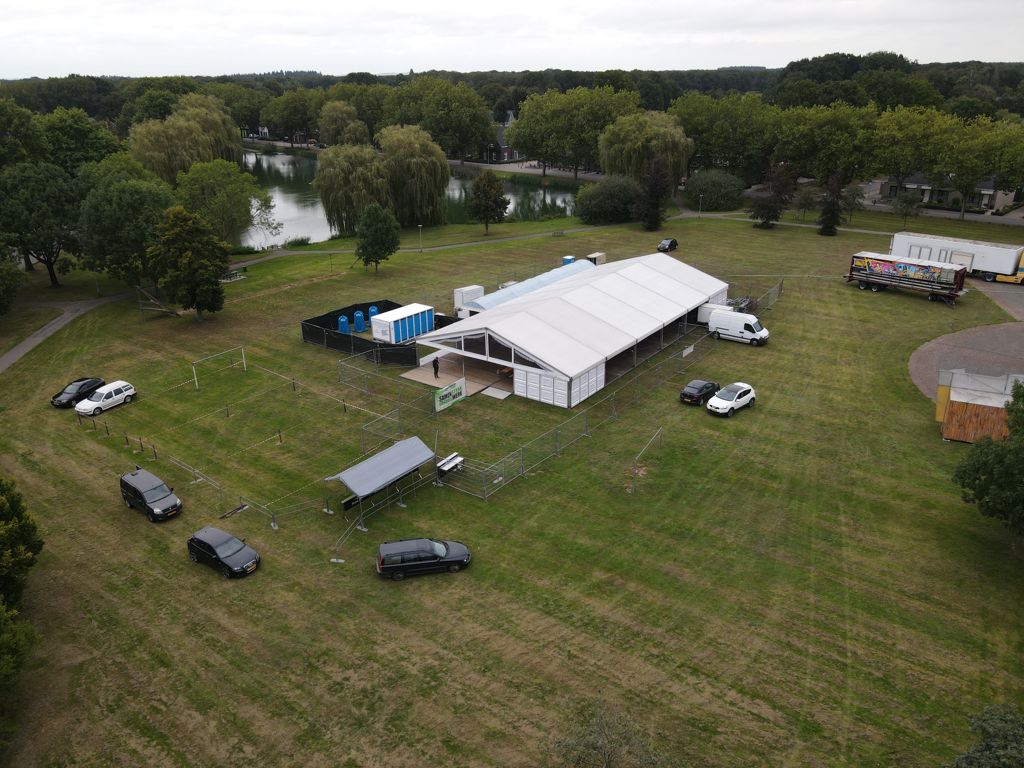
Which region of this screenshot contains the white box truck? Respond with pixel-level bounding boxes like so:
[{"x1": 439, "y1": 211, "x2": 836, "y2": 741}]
[
  {"x1": 708, "y1": 309, "x2": 770, "y2": 346},
  {"x1": 889, "y1": 232, "x2": 1024, "y2": 284}
]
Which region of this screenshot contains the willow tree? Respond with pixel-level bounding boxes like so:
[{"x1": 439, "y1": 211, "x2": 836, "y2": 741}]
[
  {"x1": 376, "y1": 125, "x2": 449, "y2": 227},
  {"x1": 313, "y1": 144, "x2": 390, "y2": 236},
  {"x1": 598, "y1": 111, "x2": 693, "y2": 186},
  {"x1": 318, "y1": 100, "x2": 369, "y2": 146},
  {"x1": 128, "y1": 93, "x2": 240, "y2": 184}
]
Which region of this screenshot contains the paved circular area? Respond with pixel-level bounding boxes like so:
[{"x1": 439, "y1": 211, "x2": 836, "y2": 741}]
[{"x1": 908, "y1": 280, "x2": 1024, "y2": 401}]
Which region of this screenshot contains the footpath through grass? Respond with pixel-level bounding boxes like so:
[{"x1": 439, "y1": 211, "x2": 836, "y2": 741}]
[{"x1": 1, "y1": 214, "x2": 1023, "y2": 767}]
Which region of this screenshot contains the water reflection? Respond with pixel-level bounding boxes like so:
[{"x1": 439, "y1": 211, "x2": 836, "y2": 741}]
[{"x1": 240, "y1": 148, "x2": 577, "y2": 247}]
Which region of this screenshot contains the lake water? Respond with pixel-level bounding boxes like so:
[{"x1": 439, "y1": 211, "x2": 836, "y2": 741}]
[{"x1": 241, "y1": 148, "x2": 577, "y2": 247}]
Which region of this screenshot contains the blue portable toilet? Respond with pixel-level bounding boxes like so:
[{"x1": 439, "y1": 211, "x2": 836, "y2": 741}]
[
  {"x1": 353, "y1": 310, "x2": 366, "y2": 332},
  {"x1": 337, "y1": 315, "x2": 350, "y2": 334},
  {"x1": 368, "y1": 305, "x2": 379, "y2": 320},
  {"x1": 562, "y1": 255, "x2": 575, "y2": 266}
]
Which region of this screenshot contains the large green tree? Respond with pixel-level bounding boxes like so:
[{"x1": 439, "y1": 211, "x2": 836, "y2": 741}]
[
  {"x1": 78, "y1": 153, "x2": 175, "y2": 287},
  {"x1": 774, "y1": 102, "x2": 877, "y2": 186},
  {"x1": 872, "y1": 106, "x2": 956, "y2": 192},
  {"x1": 932, "y1": 117, "x2": 1006, "y2": 219},
  {"x1": 176, "y1": 159, "x2": 279, "y2": 244},
  {"x1": 260, "y1": 88, "x2": 319, "y2": 145},
  {"x1": 668, "y1": 91, "x2": 780, "y2": 183},
  {"x1": 0, "y1": 99, "x2": 44, "y2": 171},
  {"x1": 953, "y1": 381, "x2": 1024, "y2": 533},
  {"x1": 376, "y1": 125, "x2": 450, "y2": 227},
  {"x1": 318, "y1": 100, "x2": 368, "y2": 146},
  {"x1": 420, "y1": 82, "x2": 495, "y2": 162},
  {"x1": 129, "y1": 93, "x2": 240, "y2": 183},
  {"x1": 508, "y1": 87, "x2": 640, "y2": 178},
  {"x1": 948, "y1": 703, "x2": 1024, "y2": 767},
  {"x1": 114, "y1": 88, "x2": 178, "y2": 137},
  {"x1": 324, "y1": 82, "x2": 390, "y2": 137},
  {"x1": 0, "y1": 162, "x2": 78, "y2": 286},
  {"x1": 313, "y1": 144, "x2": 390, "y2": 236},
  {"x1": 598, "y1": 111, "x2": 693, "y2": 185},
  {"x1": 355, "y1": 203, "x2": 400, "y2": 273},
  {"x1": 467, "y1": 170, "x2": 509, "y2": 233},
  {"x1": 147, "y1": 206, "x2": 230, "y2": 318},
  {"x1": 36, "y1": 106, "x2": 120, "y2": 175},
  {"x1": 0, "y1": 477, "x2": 43, "y2": 754}
]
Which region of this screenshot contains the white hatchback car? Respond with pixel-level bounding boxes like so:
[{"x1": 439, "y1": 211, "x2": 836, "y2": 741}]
[
  {"x1": 75, "y1": 380, "x2": 136, "y2": 416},
  {"x1": 706, "y1": 382, "x2": 755, "y2": 417}
]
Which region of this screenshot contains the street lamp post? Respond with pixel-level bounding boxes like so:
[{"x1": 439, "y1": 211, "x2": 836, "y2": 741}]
[
  {"x1": 418, "y1": 224, "x2": 423, "y2": 253},
  {"x1": 698, "y1": 193, "x2": 704, "y2": 219}
]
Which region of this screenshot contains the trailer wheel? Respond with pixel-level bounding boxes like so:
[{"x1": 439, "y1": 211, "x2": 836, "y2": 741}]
[
  {"x1": 713, "y1": 331, "x2": 720, "y2": 339},
  {"x1": 983, "y1": 272, "x2": 996, "y2": 282},
  {"x1": 927, "y1": 293, "x2": 936, "y2": 301},
  {"x1": 870, "y1": 284, "x2": 881, "y2": 292},
  {"x1": 858, "y1": 281, "x2": 868, "y2": 290}
]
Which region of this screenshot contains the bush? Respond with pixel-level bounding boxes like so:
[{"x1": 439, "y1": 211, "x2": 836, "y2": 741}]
[
  {"x1": 575, "y1": 176, "x2": 642, "y2": 224},
  {"x1": 284, "y1": 236, "x2": 311, "y2": 247},
  {"x1": 682, "y1": 170, "x2": 744, "y2": 211},
  {"x1": 228, "y1": 244, "x2": 258, "y2": 256}
]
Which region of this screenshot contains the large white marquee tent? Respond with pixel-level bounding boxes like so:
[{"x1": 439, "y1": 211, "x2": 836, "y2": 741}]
[{"x1": 417, "y1": 253, "x2": 729, "y2": 408}]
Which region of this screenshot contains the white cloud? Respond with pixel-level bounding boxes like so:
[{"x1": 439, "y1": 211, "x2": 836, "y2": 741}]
[{"x1": 1, "y1": 0, "x2": 1022, "y2": 78}]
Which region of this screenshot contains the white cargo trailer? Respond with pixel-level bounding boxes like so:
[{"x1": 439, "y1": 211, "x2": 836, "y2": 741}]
[{"x1": 889, "y1": 232, "x2": 1024, "y2": 284}]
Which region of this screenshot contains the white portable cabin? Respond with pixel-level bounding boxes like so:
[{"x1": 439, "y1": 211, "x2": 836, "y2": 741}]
[
  {"x1": 890, "y1": 232, "x2": 1024, "y2": 279},
  {"x1": 370, "y1": 303, "x2": 435, "y2": 344},
  {"x1": 453, "y1": 285, "x2": 484, "y2": 312}
]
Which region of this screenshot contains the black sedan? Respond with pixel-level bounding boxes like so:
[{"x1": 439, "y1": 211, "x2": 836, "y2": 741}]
[
  {"x1": 657, "y1": 238, "x2": 678, "y2": 252},
  {"x1": 51, "y1": 377, "x2": 105, "y2": 408},
  {"x1": 187, "y1": 527, "x2": 260, "y2": 578},
  {"x1": 680, "y1": 379, "x2": 719, "y2": 406}
]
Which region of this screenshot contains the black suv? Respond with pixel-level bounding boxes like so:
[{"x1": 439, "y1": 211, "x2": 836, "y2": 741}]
[
  {"x1": 680, "y1": 379, "x2": 719, "y2": 406},
  {"x1": 376, "y1": 538, "x2": 471, "y2": 580},
  {"x1": 120, "y1": 468, "x2": 182, "y2": 522},
  {"x1": 187, "y1": 527, "x2": 260, "y2": 578},
  {"x1": 51, "y1": 377, "x2": 105, "y2": 408}
]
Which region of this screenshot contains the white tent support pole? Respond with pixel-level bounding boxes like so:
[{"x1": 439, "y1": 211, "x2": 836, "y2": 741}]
[
  {"x1": 241, "y1": 347, "x2": 247, "y2": 371},
  {"x1": 192, "y1": 364, "x2": 199, "y2": 390}
]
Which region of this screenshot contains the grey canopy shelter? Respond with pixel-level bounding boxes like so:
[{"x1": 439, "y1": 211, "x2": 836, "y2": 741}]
[{"x1": 325, "y1": 437, "x2": 436, "y2": 528}]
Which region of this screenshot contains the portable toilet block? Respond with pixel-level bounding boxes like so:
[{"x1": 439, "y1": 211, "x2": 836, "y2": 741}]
[
  {"x1": 371, "y1": 303, "x2": 435, "y2": 343},
  {"x1": 368, "y1": 305, "x2": 379, "y2": 319},
  {"x1": 353, "y1": 310, "x2": 366, "y2": 333},
  {"x1": 337, "y1": 315, "x2": 350, "y2": 334},
  {"x1": 562, "y1": 255, "x2": 575, "y2": 266}
]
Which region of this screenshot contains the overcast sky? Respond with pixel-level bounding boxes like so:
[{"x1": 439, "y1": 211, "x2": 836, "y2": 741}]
[{"x1": 2, "y1": 0, "x2": 1023, "y2": 80}]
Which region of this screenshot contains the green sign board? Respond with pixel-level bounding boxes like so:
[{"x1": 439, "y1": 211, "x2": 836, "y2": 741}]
[{"x1": 434, "y1": 377, "x2": 467, "y2": 412}]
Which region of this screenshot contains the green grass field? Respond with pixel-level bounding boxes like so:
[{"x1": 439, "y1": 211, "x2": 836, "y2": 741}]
[{"x1": 2, "y1": 214, "x2": 1023, "y2": 767}]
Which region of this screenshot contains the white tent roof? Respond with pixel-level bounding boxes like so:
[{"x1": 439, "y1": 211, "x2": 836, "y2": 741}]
[{"x1": 419, "y1": 253, "x2": 728, "y2": 378}]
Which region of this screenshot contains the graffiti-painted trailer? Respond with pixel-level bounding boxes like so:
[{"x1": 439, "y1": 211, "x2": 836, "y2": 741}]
[{"x1": 845, "y1": 251, "x2": 967, "y2": 307}]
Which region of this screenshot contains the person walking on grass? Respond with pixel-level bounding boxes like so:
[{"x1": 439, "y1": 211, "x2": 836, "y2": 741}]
[{"x1": 432, "y1": 357, "x2": 439, "y2": 379}]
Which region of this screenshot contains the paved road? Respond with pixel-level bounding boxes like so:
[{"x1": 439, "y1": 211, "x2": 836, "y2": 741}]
[
  {"x1": 0, "y1": 294, "x2": 127, "y2": 375},
  {"x1": 907, "y1": 279, "x2": 1024, "y2": 401}
]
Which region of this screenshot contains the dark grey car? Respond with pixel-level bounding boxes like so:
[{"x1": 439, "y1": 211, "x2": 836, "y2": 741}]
[
  {"x1": 187, "y1": 527, "x2": 260, "y2": 578},
  {"x1": 376, "y1": 538, "x2": 471, "y2": 581},
  {"x1": 52, "y1": 377, "x2": 105, "y2": 408},
  {"x1": 120, "y1": 467, "x2": 182, "y2": 522}
]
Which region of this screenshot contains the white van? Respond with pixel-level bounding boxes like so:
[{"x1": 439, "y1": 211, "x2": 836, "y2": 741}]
[
  {"x1": 75, "y1": 380, "x2": 136, "y2": 416},
  {"x1": 708, "y1": 310, "x2": 769, "y2": 346}
]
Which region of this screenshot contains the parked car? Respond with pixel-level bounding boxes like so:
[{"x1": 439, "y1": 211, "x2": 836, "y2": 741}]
[
  {"x1": 376, "y1": 538, "x2": 472, "y2": 581},
  {"x1": 706, "y1": 382, "x2": 756, "y2": 417},
  {"x1": 120, "y1": 467, "x2": 182, "y2": 522},
  {"x1": 657, "y1": 238, "x2": 678, "y2": 252},
  {"x1": 187, "y1": 527, "x2": 260, "y2": 578},
  {"x1": 74, "y1": 380, "x2": 135, "y2": 416},
  {"x1": 51, "y1": 377, "x2": 105, "y2": 408},
  {"x1": 680, "y1": 379, "x2": 719, "y2": 406}
]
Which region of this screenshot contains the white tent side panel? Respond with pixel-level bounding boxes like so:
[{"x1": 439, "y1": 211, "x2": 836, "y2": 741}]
[
  {"x1": 709, "y1": 287, "x2": 728, "y2": 306},
  {"x1": 515, "y1": 369, "x2": 570, "y2": 408},
  {"x1": 570, "y1": 363, "x2": 605, "y2": 407}
]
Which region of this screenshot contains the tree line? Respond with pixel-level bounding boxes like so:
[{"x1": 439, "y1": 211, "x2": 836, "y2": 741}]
[{"x1": 0, "y1": 93, "x2": 280, "y2": 317}]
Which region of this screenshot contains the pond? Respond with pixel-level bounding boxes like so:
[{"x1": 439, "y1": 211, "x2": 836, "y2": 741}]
[{"x1": 240, "y1": 148, "x2": 578, "y2": 247}]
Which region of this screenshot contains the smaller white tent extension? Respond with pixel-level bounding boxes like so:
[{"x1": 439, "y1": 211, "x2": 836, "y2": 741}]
[{"x1": 417, "y1": 253, "x2": 729, "y2": 408}]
